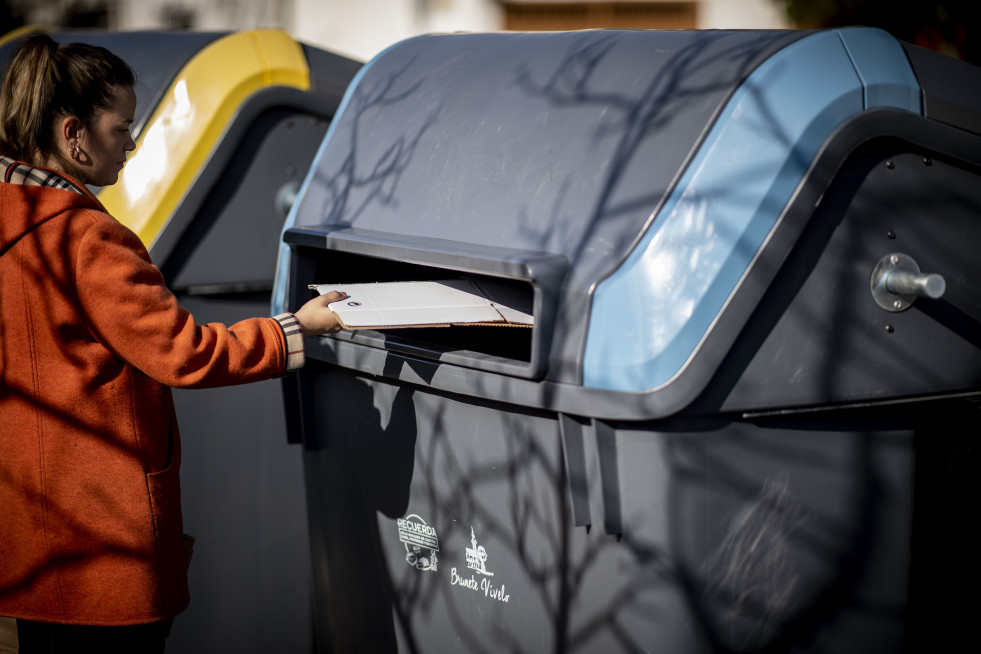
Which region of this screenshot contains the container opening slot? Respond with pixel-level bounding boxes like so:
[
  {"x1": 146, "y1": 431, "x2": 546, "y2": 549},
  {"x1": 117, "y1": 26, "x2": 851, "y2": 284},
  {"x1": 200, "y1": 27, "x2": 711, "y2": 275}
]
[{"x1": 300, "y1": 248, "x2": 535, "y2": 364}]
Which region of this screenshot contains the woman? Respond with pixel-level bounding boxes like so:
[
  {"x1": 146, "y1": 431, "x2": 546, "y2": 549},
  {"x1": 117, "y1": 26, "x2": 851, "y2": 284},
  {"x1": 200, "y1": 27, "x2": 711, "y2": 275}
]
[{"x1": 0, "y1": 34, "x2": 344, "y2": 651}]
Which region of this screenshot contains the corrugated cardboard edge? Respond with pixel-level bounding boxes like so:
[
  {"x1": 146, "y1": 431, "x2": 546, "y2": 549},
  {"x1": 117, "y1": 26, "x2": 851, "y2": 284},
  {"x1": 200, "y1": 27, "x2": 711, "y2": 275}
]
[{"x1": 333, "y1": 315, "x2": 533, "y2": 330}]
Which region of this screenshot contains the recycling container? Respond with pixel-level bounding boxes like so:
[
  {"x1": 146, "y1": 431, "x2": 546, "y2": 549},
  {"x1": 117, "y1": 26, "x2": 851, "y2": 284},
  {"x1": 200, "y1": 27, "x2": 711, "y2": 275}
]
[
  {"x1": 274, "y1": 28, "x2": 981, "y2": 653},
  {"x1": 1, "y1": 27, "x2": 360, "y2": 652}
]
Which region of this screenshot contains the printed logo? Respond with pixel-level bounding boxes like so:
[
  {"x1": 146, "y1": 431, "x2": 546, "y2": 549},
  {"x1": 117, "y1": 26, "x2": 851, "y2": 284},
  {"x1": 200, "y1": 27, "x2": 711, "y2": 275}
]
[
  {"x1": 450, "y1": 526, "x2": 510, "y2": 603},
  {"x1": 465, "y1": 526, "x2": 494, "y2": 576},
  {"x1": 397, "y1": 514, "x2": 439, "y2": 572}
]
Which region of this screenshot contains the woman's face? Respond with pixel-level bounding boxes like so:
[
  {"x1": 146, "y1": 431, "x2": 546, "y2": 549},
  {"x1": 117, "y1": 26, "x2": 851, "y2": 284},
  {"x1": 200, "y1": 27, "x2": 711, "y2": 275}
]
[{"x1": 76, "y1": 84, "x2": 137, "y2": 187}]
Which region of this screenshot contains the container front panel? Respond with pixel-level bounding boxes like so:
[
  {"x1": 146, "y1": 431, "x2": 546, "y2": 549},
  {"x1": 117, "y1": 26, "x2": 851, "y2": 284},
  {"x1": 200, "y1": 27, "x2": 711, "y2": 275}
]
[{"x1": 301, "y1": 363, "x2": 914, "y2": 653}]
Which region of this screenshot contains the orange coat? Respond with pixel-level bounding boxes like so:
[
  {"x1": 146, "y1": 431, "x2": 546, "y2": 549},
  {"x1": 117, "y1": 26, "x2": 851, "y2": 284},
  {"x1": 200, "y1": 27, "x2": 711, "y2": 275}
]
[{"x1": 0, "y1": 175, "x2": 292, "y2": 625}]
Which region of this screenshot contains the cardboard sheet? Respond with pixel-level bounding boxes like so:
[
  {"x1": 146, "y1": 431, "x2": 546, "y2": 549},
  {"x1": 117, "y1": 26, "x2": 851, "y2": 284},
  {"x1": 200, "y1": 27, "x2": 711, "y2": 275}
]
[{"x1": 309, "y1": 280, "x2": 535, "y2": 330}]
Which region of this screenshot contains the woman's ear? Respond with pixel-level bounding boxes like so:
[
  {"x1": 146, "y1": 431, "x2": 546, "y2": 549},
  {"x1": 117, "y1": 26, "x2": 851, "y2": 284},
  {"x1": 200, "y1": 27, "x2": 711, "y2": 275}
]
[
  {"x1": 60, "y1": 116, "x2": 80, "y2": 139},
  {"x1": 59, "y1": 115, "x2": 83, "y2": 161}
]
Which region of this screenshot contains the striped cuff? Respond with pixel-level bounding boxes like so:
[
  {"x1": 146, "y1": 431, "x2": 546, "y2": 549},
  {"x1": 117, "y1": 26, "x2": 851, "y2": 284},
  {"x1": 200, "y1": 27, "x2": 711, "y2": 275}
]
[{"x1": 273, "y1": 313, "x2": 305, "y2": 372}]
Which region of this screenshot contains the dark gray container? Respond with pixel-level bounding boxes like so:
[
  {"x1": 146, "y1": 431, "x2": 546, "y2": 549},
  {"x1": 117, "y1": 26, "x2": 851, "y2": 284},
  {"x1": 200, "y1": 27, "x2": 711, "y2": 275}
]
[{"x1": 275, "y1": 28, "x2": 981, "y2": 653}]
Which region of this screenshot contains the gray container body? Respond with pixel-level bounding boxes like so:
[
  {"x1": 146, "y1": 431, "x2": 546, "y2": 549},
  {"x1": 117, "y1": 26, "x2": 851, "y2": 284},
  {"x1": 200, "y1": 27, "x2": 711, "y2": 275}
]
[{"x1": 277, "y1": 29, "x2": 981, "y2": 653}]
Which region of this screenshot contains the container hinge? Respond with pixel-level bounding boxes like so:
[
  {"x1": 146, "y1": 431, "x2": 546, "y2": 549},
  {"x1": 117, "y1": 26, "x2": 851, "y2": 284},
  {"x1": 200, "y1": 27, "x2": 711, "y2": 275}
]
[{"x1": 559, "y1": 414, "x2": 623, "y2": 536}]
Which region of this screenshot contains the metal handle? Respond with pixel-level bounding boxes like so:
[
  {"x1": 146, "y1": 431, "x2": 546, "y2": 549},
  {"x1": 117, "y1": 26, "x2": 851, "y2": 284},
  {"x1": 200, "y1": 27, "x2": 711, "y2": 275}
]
[
  {"x1": 871, "y1": 253, "x2": 946, "y2": 312},
  {"x1": 884, "y1": 270, "x2": 946, "y2": 299}
]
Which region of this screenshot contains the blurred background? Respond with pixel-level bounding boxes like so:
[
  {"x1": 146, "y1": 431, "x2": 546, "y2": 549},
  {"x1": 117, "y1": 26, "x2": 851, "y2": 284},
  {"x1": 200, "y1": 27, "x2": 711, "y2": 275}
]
[{"x1": 1, "y1": 0, "x2": 977, "y2": 65}]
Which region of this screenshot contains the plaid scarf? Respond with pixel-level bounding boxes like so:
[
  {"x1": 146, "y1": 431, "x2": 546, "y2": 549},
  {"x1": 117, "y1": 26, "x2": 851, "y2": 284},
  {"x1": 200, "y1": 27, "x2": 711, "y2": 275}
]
[
  {"x1": 0, "y1": 155, "x2": 92, "y2": 258},
  {"x1": 0, "y1": 155, "x2": 87, "y2": 194}
]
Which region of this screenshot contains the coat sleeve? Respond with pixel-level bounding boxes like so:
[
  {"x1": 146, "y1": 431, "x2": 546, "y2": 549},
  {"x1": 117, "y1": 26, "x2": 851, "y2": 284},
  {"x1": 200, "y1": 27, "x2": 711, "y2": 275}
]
[{"x1": 74, "y1": 213, "x2": 298, "y2": 388}]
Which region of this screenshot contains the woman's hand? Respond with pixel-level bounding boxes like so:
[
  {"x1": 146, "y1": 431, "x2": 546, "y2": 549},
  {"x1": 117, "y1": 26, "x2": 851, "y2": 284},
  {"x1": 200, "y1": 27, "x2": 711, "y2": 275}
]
[{"x1": 294, "y1": 290, "x2": 348, "y2": 336}]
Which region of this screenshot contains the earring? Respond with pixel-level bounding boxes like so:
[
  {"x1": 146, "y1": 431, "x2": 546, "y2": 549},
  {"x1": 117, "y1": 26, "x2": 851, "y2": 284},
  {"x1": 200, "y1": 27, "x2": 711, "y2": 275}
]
[{"x1": 70, "y1": 140, "x2": 80, "y2": 161}]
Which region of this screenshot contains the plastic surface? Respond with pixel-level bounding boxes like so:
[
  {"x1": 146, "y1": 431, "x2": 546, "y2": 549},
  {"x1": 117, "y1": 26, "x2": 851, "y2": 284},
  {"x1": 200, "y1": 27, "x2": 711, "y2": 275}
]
[
  {"x1": 277, "y1": 29, "x2": 981, "y2": 654},
  {"x1": 584, "y1": 28, "x2": 921, "y2": 392},
  {"x1": 278, "y1": 28, "x2": 981, "y2": 420},
  {"x1": 273, "y1": 29, "x2": 804, "y2": 385},
  {"x1": 902, "y1": 41, "x2": 981, "y2": 135}
]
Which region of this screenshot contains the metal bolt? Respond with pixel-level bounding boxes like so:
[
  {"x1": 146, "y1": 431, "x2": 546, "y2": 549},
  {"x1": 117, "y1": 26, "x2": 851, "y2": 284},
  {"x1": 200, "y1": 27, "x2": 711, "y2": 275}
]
[
  {"x1": 923, "y1": 157, "x2": 933, "y2": 166},
  {"x1": 890, "y1": 255, "x2": 900, "y2": 265},
  {"x1": 893, "y1": 300, "x2": 904, "y2": 310},
  {"x1": 885, "y1": 324, "x2": 894, "y2": 333},
  {"x1": 886, "y1": 231, "x2": 896, "y2": 239},
  {"x1": 886, "y1": 160, "x2": 895, "y2": 169}
]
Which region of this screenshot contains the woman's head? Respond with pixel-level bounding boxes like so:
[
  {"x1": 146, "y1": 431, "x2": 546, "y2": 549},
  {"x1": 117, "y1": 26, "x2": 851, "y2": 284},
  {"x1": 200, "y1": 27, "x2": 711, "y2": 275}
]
[{"x1": 0, "y1": 33, "x2": 136, "y2": 186}]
